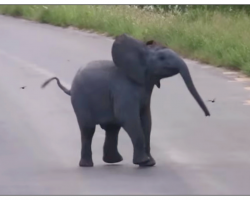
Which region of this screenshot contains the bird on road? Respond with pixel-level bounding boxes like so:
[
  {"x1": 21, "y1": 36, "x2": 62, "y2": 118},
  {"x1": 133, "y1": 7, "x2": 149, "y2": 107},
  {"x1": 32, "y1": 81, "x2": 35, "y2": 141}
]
[{"x1": 207, "y1": 98, "x2": 216, "y2": 103}]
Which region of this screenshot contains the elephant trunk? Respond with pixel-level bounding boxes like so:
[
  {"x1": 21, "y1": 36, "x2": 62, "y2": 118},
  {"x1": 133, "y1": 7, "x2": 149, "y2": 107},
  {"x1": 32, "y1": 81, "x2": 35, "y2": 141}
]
[{"x1": 178, "y1": 60, "x2": 210, "y2": 116}]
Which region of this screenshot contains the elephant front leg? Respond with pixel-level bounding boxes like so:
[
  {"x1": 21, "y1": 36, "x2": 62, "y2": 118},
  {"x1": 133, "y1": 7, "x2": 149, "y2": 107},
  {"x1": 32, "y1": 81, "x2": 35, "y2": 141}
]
[
  {"x1": 115, "y1": 100, "x2": 149, "y2": 165},
  {"x1": 122, "y1": 116, "x2": 150, "y2": 165},
  {"x1": 102, "y1": 124, "x2": 123, "y2": 164},
  {"x1": 140, "y1": 108, "x2": 156, "y2": 167}
]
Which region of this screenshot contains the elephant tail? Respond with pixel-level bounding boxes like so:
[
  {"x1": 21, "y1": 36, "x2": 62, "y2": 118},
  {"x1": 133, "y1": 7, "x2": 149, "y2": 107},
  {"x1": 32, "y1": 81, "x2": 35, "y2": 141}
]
[{"x1": 41, "y1": 77, "x2": 71, "y2": 96}]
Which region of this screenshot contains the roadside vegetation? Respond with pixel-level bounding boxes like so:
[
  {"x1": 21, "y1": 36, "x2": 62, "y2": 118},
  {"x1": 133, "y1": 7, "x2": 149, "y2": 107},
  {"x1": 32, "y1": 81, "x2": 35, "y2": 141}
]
[{"x1": 0, "y1": 5, "x2": 250, "y2": 75}]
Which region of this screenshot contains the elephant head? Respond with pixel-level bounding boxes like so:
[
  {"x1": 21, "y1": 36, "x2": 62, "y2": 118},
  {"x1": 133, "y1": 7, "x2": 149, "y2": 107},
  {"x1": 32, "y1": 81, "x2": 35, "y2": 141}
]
[{"x1": 111, "y1": 34, "x2": 210, "y2": 117}]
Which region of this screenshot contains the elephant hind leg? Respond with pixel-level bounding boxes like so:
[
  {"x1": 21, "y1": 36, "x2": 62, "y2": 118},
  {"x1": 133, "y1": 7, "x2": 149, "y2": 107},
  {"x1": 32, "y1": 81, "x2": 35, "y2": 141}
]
[
  {"x1": 78, "y1": 125, "x2": 96, "y2": 167},
  {"x1": 71, "y1": 98, "x2": 96, "y2": 167},
  {"x1": 101, "y1": 124, "x2": 123, "y2": 164}
]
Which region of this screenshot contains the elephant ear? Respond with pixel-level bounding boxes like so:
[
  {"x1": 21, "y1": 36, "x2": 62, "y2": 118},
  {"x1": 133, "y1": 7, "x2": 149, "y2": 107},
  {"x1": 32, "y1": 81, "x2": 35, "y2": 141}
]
[{"x1": 111, "y1": 34, "x2": 148, "y2": 85}]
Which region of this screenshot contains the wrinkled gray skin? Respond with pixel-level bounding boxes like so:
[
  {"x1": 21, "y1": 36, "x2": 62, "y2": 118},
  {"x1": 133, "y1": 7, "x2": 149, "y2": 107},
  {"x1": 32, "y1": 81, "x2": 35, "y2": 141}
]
[{"x1": 41, "y1": 34, "x2": 210, "y2": 167}]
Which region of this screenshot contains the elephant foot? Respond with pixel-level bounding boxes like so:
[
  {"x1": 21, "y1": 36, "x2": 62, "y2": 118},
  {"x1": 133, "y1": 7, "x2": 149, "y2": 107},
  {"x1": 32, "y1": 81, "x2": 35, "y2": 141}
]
[
  {"x1": 139, "y1": 156, "x2": 156, "y2": 167},
  {"x1": 103, "y1": 152, "x2": 123, "y2": 164},
  {"x1": 79, "y1": 158, "x2": 94, "y2": 167},
  {"x1": 133, "y1": 152, "x2": 150, "y2": 165}
]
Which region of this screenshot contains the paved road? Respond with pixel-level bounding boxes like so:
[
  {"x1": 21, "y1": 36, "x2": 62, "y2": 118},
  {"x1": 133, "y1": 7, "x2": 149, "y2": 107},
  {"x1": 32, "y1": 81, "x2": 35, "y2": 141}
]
[{"x1": 1, "y1": 15, "x2": 250, "y2": 195}]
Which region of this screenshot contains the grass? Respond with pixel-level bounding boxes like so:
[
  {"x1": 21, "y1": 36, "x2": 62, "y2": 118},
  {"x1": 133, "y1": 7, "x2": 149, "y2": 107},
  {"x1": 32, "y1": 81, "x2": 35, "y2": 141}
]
[{"x1": 0, "y1": 5, "x2": 250, "y2": 75}]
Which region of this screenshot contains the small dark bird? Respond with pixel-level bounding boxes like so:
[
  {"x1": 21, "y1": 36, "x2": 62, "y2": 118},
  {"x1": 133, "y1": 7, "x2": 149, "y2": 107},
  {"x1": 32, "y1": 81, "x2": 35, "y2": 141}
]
[
  {"x1": 20, "y1": 86, "x2": 26, "y2": 89},
  {"x1": 207, "y1": 98, "x2": 216, "y2": 103}
]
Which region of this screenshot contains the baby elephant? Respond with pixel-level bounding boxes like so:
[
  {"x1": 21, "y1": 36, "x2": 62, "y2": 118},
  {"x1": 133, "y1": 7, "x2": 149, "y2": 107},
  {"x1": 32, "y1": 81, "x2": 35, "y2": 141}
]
[{"x1": 41, "y1": 34, "x2": 210, "y2": 167}]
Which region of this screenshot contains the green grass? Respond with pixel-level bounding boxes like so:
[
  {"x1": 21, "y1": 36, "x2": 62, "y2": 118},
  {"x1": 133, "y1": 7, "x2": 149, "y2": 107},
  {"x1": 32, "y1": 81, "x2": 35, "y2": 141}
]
[{"x1": 0, "y1": 5, "x2": 250, "y2": 75}]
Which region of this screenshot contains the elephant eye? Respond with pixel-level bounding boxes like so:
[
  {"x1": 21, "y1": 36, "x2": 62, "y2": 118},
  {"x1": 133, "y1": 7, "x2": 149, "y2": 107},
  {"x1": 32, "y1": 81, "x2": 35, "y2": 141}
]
[{"x1": 159, "y1": 55, "x2": 165, "y2": 61}]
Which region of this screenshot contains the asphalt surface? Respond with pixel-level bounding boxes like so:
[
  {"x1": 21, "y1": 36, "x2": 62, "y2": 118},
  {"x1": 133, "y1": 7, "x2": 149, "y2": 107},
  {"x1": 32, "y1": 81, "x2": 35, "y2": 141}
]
[{"x1": 1, "y1": 15, "x2": 250, "y2": 195}]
